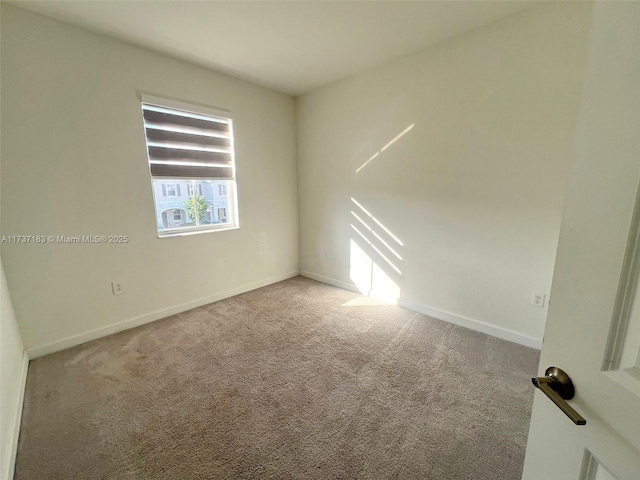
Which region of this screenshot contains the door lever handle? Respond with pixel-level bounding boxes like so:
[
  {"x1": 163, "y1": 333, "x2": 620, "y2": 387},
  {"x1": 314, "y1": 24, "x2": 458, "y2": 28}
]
[{"x1": 532, "y1": 366, "x2": 586, "y2": 426}]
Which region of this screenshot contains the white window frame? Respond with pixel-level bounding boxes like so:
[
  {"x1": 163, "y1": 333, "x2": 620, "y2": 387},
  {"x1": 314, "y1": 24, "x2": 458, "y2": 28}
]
[
  {"x1": 165, "y1": 184, "x2": 179, "y2": 197},
  {"x1": 141, "y1": 95, "x2": 240, "y2": 238}
]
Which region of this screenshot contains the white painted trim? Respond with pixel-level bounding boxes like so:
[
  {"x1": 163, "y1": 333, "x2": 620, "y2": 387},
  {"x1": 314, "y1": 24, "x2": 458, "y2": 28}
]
[
  {"x1": 27, "y1": 271, "x2": 299, "y2": 358},
  {"x1": 300, "y1": 271, "x2": 542, "y2": 350},
  {"x1": 299, "y1": 271, "x2": 361, "y2": 294},
  {"x1": 397, "y1": 298, "x2": 542, "y2": 350},
  {"x1": 140, "y1": 94, "x2": 232, "y2": 120},
  {"x1": 3, "y1": 351, "x2": 29, "y2": 480}
]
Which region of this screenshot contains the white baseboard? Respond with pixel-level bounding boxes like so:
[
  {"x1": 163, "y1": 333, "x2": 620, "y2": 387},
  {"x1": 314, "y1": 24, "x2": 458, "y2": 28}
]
[
  {"x1": 27, "y1": 271, "x2": 299, "y2": 359},
  {"x1": 397, "y1": 298, "x2": 542, "y2": 350},
  {"x1": 3, "y1": 351, "x2": 29, "y2": 480},
  {"x1": 299, "y1": 271, "x2": 361, "y2": 294},
  {"x1": 300, "y1": 271, "x2": 542, "y2": 350}
]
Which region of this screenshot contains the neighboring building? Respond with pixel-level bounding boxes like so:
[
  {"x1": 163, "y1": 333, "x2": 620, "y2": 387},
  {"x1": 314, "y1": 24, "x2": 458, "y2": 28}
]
[{"x1": 152, "y1": 180, "x2": 229, "y2": 230}]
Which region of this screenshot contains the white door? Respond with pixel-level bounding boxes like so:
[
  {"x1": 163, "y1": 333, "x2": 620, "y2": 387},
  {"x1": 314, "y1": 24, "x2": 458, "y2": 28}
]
[{"x1": 522, "y1": 3, "x2": 640, "y2": 479}]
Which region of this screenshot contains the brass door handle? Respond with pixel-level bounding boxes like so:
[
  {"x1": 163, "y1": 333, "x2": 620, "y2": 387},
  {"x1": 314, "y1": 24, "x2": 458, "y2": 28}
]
[{"x1": 532, "y1": 366, "x2": 586, "y2": 426}]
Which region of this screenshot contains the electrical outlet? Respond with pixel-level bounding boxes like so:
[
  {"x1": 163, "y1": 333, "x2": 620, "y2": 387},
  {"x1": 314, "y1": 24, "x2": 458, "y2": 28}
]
[
  {"x1": 111, "y1": 281, "x2": 124, "y2": 296},
  {"x1": 532, "y1": 292, "x2": 545, "y2": 308}
]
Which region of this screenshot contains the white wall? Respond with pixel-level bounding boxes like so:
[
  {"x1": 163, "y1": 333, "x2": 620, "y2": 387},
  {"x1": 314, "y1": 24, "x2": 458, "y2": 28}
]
[
  {"x1": 1, "y1": 7, "x2": 28, "y2": 472},
  {"x1": 0, "y1": 258, "x2": 27, "y2": 480},
  {"x1": 296, "y1": 2, "x2": 593, "y2": 345},
  {"x1": 0, "y1": 4, "x2": 299, "y2": 355}
]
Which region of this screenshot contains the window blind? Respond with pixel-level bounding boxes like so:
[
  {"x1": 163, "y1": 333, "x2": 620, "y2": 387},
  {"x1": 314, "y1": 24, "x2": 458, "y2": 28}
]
[{"x1": 141, "y1": 96, "x2": 235, "y2": 179}]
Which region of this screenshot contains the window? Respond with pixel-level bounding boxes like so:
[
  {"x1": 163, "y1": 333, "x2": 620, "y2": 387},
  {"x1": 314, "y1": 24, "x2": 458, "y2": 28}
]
[
  {"x1": 141, "y1": 95, "x2": 238, "y2": 236},
  {"x1": 162, "y1": 184, "x2": 180, "y2": 197},
  {"x1": 188, "y1": 184, "x2": 203, "y2": 196}
]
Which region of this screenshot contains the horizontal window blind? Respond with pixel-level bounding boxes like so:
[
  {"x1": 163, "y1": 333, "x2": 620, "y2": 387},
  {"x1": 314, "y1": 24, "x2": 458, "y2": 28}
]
[{"x1": 141, "y1": 97, "x2": 235, "y2": 179}]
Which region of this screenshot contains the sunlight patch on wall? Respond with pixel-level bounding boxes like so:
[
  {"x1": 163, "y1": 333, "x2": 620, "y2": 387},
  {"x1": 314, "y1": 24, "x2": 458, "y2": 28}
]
[
  {"x1": 350, "y1": 238, "x2": 373, "y2": 295},
  {"x1": 348, "y1": 198, "x2": 403, "y2": 305},
  {"x1": 351, "y1": 198, "x2": 403, "y2": 246},
  {"x1": 351, "y1": 224, "x2": 401, "y2": 274},
  {"x1": 349, "y1": 240, "x2": 400, "y2": 305},
  {"x1": 356, "y1": 123, "x2": 415, "y2": 173},
  {"x1": 351, "y1": 211, "x2": 402, "y2": 260},
  {"x1": 370, "y1": 263, "x2": 400, "y2": 304}
]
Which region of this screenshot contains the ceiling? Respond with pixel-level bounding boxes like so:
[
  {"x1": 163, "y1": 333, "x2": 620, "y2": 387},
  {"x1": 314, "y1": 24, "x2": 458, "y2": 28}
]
[{"x1": 9, "y1": 1, "x2": 538, "y2": 96}]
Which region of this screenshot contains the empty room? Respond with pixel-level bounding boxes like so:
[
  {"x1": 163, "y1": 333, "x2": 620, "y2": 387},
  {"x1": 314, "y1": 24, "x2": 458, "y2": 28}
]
[{"x1": 1, "y1": 1, "x2": 639, "y2": 479}]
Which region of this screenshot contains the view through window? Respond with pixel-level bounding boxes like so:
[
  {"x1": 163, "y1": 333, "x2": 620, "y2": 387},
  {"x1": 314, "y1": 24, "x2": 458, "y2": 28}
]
[{"x1": 153, "y1": 178, "x2": 234, "y2": 231}]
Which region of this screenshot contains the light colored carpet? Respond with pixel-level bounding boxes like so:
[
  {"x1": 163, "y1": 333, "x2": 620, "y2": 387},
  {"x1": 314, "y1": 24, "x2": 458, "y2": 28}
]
[{"x1": 15, "y1": 276, "x2": 539, "y2": 479}]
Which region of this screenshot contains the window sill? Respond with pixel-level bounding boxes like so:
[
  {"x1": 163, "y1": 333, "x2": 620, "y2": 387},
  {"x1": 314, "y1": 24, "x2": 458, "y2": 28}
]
[{"x1": 157, "y1": 225, "x2": 239, "y2": 239}]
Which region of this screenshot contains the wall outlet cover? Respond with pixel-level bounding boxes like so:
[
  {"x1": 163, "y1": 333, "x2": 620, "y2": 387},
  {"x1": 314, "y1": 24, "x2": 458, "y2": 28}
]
[
  {"x1": 111, "y1": 282, "x2": 124, "y2": 295},
  {"x1": 532, "y1": 292, "x2": 545, "y2": 307}
]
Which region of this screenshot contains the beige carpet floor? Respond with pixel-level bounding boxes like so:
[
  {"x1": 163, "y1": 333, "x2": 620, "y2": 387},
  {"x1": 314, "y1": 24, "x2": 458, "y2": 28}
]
[{"x1": 15, "y1": 276, "x2": 539, "y2": 479}]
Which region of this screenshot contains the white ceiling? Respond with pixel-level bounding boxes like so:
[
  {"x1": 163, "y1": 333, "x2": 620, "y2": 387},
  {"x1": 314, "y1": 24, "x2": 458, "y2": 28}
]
[{"x1": 9, "y1": 1, "x2": 538, "y2": 96}]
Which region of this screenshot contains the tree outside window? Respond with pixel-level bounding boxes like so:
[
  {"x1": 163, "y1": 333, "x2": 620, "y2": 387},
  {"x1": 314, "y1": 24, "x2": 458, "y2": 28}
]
[{"x1": 184, "y1": 196, "x2": 209, "y2": 225}]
